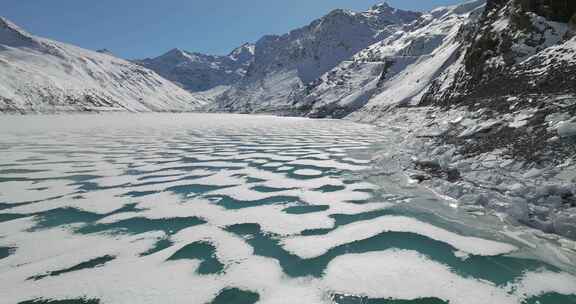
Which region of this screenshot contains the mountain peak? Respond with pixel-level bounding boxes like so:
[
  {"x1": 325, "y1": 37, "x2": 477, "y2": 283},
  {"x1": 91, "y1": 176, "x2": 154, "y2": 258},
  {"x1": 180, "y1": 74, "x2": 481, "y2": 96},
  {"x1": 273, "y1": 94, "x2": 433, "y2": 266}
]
[
  {"x1": 0, "y1": 17, "x2": 21, "y2": 31},
  {"x1": 363, "y1": 2, "x2": 421, "y2": 24},
  {"x1": 158, "y1": 48, "x2": 199, "y2": 62},
  {"x1": 370, "y1": 2, "x2": 392, "y2": 11},
  {"x1": 229, "y1": 43, "x2": 255, "y2": 63},
  {"x1": 0, "y1": 16, "x2": 39, "y2": 48},
  {"x1": 137, "y1": 44, "x2": 254, "y2": 92},
  {"x1": 96, "y1": 48, "x2": 114, "y2": 56},
  {"x1": 239, "y1": 42, "x2": 255, "y2": 50},
  {"x1": 0, "y1": 17, "x2": 34, "y2": 38},
  {"x1": 326, "y1": 8, "x2": 355, "y2": 18},
  {"x1": 166, "y1": 48, "x2": 188, "y2": 56}
]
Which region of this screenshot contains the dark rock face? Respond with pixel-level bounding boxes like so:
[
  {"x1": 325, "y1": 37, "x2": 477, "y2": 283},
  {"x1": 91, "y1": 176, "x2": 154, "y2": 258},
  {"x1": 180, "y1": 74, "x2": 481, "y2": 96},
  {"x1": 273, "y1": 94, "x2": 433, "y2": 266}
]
[
  {"x1": 568, "y1": 13, "x2": 576, "y2": 37},
  {"x1": 518, "y1": 0, "x2": 576, "y2": 22},
  {"x1": 486, "y1": 0, "x2": 509, "y2": 11}
]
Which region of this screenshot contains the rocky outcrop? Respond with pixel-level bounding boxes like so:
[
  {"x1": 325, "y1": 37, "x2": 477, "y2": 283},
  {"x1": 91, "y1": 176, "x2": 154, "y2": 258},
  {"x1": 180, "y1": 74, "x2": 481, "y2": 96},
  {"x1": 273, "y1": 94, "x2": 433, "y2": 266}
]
[{"x1": 518, "y1": 0, "x2": 576, "y2": 22}]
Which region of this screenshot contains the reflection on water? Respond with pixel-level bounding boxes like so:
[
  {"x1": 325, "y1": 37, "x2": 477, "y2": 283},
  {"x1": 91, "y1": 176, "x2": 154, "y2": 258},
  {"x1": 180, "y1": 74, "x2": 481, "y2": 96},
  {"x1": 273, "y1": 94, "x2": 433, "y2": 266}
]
[{"x1": 0, "y1": 114, "x2": 575, "y2": 304}]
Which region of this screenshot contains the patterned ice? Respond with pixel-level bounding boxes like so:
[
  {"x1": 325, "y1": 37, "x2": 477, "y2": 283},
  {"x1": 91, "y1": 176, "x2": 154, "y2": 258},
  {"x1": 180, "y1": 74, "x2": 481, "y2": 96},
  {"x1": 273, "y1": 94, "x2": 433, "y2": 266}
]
[{"x1": 0, "y1": 114, "x2": 575, "y2": 304}]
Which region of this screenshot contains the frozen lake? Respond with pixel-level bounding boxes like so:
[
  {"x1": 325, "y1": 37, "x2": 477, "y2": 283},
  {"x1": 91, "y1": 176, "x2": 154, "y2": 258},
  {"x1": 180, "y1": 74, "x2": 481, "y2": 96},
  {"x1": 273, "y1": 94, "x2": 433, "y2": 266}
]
[{"x1": 0, "y1": 114, "x2": 575, "y2": 304}]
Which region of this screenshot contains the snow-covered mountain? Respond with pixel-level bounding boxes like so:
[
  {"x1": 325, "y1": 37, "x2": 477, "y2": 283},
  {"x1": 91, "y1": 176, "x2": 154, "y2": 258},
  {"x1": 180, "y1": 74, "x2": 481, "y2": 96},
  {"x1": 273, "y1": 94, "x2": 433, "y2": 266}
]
[
  {"x1": 292, "y1": 0, "x2": 486, "y2": 118},
  {"x1": 136, "y1": 44, "x2": 254, "y2": 92},
  {"x1": 209, "y1": 3, "x2": 422, "y2": 113},
  {"x1": 0, "y1": 17, "x2": 204, "y2": 114}
]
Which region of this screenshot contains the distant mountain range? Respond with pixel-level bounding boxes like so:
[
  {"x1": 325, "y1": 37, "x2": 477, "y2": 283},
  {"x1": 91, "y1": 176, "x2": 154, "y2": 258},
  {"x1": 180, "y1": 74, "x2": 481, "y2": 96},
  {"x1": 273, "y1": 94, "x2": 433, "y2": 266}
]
[{"x1": 135, "y1": 43, "x2": 254, "y2": 92}]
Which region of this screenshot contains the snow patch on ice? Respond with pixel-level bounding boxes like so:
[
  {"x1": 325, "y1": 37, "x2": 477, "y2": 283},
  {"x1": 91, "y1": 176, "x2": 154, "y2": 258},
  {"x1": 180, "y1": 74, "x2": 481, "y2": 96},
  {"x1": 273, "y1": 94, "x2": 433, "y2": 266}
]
[{"x1": 282, "y1": 216, "x2": 517, "y2": 258}]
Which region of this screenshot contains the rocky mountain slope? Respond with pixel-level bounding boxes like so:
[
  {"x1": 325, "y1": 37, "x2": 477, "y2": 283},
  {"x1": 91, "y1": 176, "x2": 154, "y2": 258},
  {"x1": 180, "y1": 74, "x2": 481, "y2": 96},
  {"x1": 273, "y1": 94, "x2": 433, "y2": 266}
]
[
  {"x1": 0, "y1": 17, "x2": 204, "y2": 114},
  {"x1": 422, "y1": 0, "x2": 576, "y2": 105},
  {"x1": 136, "y1": 43, "x2": 254, "y2": 92}
]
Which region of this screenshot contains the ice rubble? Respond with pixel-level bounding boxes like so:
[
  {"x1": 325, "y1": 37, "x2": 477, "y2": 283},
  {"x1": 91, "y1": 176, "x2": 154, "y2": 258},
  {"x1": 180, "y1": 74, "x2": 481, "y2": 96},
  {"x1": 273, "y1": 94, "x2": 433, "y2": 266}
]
[
  {"x1": 558, "y1": 119, "x2": 576, "y2": 138},
  {"x1": 356, "y1": 105, "x2": 576, "y2": 248},
  {"x1": 324, "y1": 0, "x2": 576, "y2": 251}
]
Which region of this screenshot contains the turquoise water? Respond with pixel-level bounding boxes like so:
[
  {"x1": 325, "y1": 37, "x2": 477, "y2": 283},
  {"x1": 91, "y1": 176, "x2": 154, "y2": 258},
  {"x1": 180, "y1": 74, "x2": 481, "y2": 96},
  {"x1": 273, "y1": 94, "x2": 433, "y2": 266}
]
[{"x1": 0, "y1": 114, "x2": 575, "y2": 304}]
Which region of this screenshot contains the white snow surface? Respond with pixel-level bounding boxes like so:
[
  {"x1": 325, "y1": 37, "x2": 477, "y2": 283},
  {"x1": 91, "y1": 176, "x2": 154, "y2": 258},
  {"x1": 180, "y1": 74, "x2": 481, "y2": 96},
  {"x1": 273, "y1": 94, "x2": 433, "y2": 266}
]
[
  {"x1": 282, "y1": 215, "x2": 518, "y2": 258},
  {"x1": 324, "y1": 250, "x2": 576, "y2": 304}
]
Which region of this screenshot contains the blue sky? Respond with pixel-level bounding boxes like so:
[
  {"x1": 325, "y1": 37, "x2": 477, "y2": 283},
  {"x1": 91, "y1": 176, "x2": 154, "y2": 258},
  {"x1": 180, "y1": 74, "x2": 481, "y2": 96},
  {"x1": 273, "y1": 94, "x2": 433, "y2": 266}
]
[{"x1": 4, "y1": 0, "x2": 463, "y2": 59}]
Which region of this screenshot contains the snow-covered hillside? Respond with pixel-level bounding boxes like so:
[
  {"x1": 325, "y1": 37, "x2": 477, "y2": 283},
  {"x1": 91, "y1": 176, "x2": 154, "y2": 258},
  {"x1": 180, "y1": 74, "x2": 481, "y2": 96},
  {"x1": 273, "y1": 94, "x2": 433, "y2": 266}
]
[
  {"x1": 136, "y1": 44, "x2": 254, "y2": 92},
  {"x1": 0, "y1": 17, "x2": 204, "y2": 114},
  {"x1": 208, "y1": 3, "x2": 421, "y2": 113}
]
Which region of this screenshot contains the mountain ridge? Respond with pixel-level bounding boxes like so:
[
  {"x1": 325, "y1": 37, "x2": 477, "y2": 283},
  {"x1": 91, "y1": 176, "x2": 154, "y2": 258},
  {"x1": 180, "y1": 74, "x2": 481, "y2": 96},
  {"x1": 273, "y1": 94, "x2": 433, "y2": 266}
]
[
  {"x1": 206, "y1": 2, "x2": 422, "y2": 113},
  {"x1": 135, "y1": 43, "x2": 255, "y2": 92}
]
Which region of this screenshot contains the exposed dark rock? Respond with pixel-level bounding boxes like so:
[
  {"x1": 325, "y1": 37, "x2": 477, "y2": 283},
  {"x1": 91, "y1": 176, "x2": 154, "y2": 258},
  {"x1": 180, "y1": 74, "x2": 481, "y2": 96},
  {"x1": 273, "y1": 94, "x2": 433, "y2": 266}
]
[
  {"x1": 518, "y1": 0, "x2": 576, "y2": 22},
  {"x1": 414, "y1": 160, "x2": 461, "y2": 182}
]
